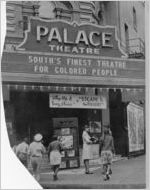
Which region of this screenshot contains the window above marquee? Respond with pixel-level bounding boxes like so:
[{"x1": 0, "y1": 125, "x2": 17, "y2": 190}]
[{"x1": 38, "y1": 2, "x2": 55, "y2": 19}]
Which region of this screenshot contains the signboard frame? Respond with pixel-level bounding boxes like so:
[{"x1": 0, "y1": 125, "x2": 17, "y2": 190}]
[
  {"x1": 49, "y1": 93, "x2": 107, "y2": 109},
  {"x1": 1, "y1": 50, "x2": 145, "y2": 87},
  {"x1": 17, "y1": 17, "x2": 127, "y2": 58},
  {"x1": 127, "y1": 102, "x2": 145, "y2": 156}
]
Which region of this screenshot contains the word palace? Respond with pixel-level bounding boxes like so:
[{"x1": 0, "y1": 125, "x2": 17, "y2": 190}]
[{"x1": 36, "y1": 26, "x2": 113, "y2": 54}]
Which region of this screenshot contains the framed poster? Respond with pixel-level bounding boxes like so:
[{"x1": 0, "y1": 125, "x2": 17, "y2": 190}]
[
  {"x1": 60, "y1": 161, "x2": 67, "y2": 169},
  {"x1": 61, "y1": 128, "x2": 70, "y2": 135},
  {"x1": 67, "y1": 150, "x2": 75, "y2": 157},
  {"x1": 58, "y1": 135, "x2": 73, "y2": 150},
  {"x1": 127, "y1": 103, "x2": 144, "y2": 153},
  {"x1": 53, "y1": 117, "x2": 79, "y2": 168},
  {"x1": 69, "y1": 159, "x2": 78, "y2": 168}
]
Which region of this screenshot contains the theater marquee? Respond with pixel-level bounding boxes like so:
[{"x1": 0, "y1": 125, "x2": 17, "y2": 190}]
[
  {"x1": 17, "y1": 17, "x2": 126, "y2": 57},
  {"x1": 1, "y1": 17, "x2": 145, "y2": 86}
]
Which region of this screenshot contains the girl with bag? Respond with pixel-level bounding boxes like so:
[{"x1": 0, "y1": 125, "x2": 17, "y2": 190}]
[{"x1": 100, "y1": 127, "x2": 115, "y2": 181}]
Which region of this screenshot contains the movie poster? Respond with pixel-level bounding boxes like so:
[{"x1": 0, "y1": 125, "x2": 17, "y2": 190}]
[
  {"x1": 127, "y1": 103, "x2": 144, "y2": 152},
  {"x1": 58, "y1": 135, "x2": 73, "y2": 149}
]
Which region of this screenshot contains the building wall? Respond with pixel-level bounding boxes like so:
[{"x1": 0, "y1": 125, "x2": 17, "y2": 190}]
[
  {"x1": 5, "y1": 1, "x2": 98, "y2": 38},
  {"x1": 118, "y1": 2, "x2": 145, "y2": 53},
  {"x1": 97, "y1": 1, "x2": 145, "y2": 55},
  {"x1": 6, "y1": 1, "x2": 23, "y2": 38},
  {"x1": 3, "y1": 1, "x2": 145, "y2": 157},
  {"x1": 5, "y1": 1, "x2": 145, "y2": 56}
]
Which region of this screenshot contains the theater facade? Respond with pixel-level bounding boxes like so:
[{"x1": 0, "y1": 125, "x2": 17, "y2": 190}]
[{"x1": 1, "y1": 2, "x2": 145, "y2": 169}]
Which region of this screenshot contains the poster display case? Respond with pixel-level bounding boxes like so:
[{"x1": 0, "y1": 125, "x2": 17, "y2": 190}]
[
  {"x1": 53, "y1": 117, "x2": 80, "y2": 169},
  {"x1": 127, "y1": 103, "x2": 145, "y2": 156}
]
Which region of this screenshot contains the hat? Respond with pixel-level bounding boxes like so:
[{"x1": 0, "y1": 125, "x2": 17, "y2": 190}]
[{"x1": 34, "y1": 133, "x2": 43, "y2": 142}]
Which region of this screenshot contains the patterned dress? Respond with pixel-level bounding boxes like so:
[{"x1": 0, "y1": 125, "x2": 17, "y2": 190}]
[{"x1": 101, "y1": 134, "x2": 115, "y2": 164}]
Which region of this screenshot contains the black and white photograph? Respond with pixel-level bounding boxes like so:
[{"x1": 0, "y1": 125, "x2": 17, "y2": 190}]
[{"x1": 0, "y1": 1, "x2": 148, "y2": 189}]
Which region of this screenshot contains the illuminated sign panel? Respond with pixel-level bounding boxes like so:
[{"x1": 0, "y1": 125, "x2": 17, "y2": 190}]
[
  {"x1": 1, "y1": 18, "x2": 145, "y2": 85},
  {"x1": 17, "y1": 17, "x2": 126, "y2": 57},
  {"x1": 2, "y1": 51, "x2": 144, "y2": 79}
]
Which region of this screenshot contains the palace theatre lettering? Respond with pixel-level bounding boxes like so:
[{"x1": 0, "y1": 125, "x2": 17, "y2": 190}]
[
  {"x1": 17, "y1": 18, "x2": 124, "y2": 57},
  {"x1": 36, "y1": 26, "x2": 113, "y2": 55},
  {"x1": 2, "y1": 18, "x2": 145, "y2": 82}
]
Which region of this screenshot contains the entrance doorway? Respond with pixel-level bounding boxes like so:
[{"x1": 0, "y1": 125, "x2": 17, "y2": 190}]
[
  {"x1": 9, "y1": 90, "x2": 102, "y2": 148},
  {"x1": 109, "y1": 89, "x2": 128, "y2": 156}
]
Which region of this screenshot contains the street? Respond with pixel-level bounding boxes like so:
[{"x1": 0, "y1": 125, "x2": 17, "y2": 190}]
[{"x1": 39, "y1": 155, "x2": 146, "y2": 189}]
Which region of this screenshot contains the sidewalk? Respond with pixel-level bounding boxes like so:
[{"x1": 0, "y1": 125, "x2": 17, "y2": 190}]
[{"x1": 39, "y1": 155, "x2": 146, "y2": 189}]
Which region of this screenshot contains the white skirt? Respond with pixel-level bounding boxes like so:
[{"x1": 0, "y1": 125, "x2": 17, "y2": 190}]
[
  {"x1": 82, "y1": 143, "x2": 93, "y2": 160},
  {"x1": 50, "y1": 150, "x2": 61, "y2": 165}
]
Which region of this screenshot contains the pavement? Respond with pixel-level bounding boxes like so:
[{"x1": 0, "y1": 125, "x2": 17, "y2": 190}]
[{"x1": 39, "y1": 155, "x2": 146, "y2": 189}]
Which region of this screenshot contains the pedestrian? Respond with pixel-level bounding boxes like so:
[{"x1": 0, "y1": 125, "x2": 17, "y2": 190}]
[
  {"x1": 100, "y1": 127, "x2": 115, "y2": 181},
  {"x1": 82, "y1": 124, "x2": 93, "y2": 174},
  {"x1": 28, "y1": 133, "x2": 46, "y2": 181},
  {"x1": 16, "y1": 137, "x2": 29, "y2": 168},
  {"x1": 12, "y1": 143, "x2": 18, "y2": 154},
  {"x1": 48, "y1": 134, "x2": 62, "y2": 181}
]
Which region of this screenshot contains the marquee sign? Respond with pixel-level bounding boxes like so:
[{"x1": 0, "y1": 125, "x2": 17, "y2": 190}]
[
  {"x1": 1, "y1": 51, "x2": 145, "y2": 80},
  {"x1": 1, "y1": 17, "x2": 145, "y2": 86},
  {"x1": 49, "y1": 93, "x2": 107, "y2": 109},
  {"x1": 17, "y1": 17, "x2": 127, "y2": 57}
]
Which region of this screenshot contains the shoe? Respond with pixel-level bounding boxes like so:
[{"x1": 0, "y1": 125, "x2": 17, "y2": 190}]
[
  {"x1": 53, "y1": 175, "x2": 58, "y2": 181},
  {"x1": 104, "y1": 174, "x2": 110, "y2": 181},
  {"x1": 85, "y1": 171, "x2": 93, "y2": 174},
  {"x1": 109, "y1": 169, "x2": 112, "y2": 175}
]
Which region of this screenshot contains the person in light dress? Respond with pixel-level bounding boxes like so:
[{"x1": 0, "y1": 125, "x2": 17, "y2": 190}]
[
  {"x1": 82, "y1": 125, "x2": 94, "y2": 174},
  {"x1": 48, "y1": 135, "x2": 62, "y2": 181},
  {"x1": 28, "y1": 133, "x2": 46, "y2": 181}
]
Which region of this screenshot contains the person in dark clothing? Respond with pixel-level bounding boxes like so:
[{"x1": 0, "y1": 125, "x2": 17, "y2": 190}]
[
  {"x1": 48, "y1": 135, "x2": 62, "y2": 181},
  {"x1": 100, "y1": 127, "x2": 115, "y2": 181}
]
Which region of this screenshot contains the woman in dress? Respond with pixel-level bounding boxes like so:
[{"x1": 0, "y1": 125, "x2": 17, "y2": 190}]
[
  {"x1": 100, "y1": 127, "x2": 115, "y2": 180},
  {"x1": 48, "y1": 135, "x2": 62, "y2": 181},
  {"x1": 82, "y1": 125, "x2": 93, "y2": 174}
]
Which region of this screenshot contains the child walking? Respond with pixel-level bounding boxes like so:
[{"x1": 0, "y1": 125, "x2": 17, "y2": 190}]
[{"x1": 100, "y1": 127, "x2": 115, "y2": 181}]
